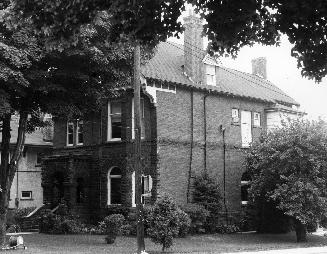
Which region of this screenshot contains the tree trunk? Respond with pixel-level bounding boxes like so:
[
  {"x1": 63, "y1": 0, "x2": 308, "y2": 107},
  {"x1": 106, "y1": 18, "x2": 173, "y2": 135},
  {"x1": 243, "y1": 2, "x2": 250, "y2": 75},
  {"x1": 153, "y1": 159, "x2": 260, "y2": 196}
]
[
  {"x1": 295, "y1": 219, "x2": 307, "y2": 242},
  {"x1": 0, "y1": 112, "x2": 28, "y2": 247}
]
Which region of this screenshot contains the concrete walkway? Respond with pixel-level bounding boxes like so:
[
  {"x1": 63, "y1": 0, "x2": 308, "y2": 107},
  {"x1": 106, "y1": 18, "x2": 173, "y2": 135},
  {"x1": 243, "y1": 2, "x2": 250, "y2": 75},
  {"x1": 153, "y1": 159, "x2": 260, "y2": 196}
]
[{"x1": 220, "y1": 246, "x2": 327, "y2": 254}]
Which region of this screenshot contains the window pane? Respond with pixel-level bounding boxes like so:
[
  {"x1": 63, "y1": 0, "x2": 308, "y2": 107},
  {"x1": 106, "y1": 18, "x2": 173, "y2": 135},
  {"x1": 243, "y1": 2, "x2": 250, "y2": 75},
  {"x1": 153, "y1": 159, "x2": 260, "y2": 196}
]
[
  {"x1": 111, "y1": 102, "x2": 121, "y2": 115},
  {"x1": 111, "y1": 118, "x2": 121, "y2": 139},
  {"x1": 77, "y1": 121, "x2": 84, "y2": 144},
  {"x1": 110, "y1": 167, "x2": 121, "y2": 176},
  {"x1": 111, "y1": 178, "x2": 121, "y2": 204},
  {"x1": 67, "y1": 122, "x2": 74, "y2": 145}
]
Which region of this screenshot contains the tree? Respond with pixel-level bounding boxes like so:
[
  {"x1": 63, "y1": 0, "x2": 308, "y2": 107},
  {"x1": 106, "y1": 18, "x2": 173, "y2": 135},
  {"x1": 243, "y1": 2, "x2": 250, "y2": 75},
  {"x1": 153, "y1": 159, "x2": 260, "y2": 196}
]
[
  {"x1": 0, "y1": 7, "x2": 144, "y2": 246},
  {"x1": 246, "y1": 119, "x2": 327, "y2": 242},
  {"x1": 14, "y1": 0, "x2": 327, "y2": 82}
]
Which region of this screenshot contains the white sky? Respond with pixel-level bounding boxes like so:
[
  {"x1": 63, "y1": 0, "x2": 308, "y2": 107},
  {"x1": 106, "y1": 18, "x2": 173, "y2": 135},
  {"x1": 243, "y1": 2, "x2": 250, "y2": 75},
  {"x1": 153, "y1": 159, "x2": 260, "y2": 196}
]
[{"x1": 168, "y1": 10, "x2": 327, "y2": 121}]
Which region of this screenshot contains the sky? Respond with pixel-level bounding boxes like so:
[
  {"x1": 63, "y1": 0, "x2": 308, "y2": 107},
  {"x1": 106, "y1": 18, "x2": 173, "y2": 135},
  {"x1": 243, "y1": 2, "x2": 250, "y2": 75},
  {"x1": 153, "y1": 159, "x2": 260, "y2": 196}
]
[{"x1": 168, "y1": 11, "x2": 327, "y2": 121}]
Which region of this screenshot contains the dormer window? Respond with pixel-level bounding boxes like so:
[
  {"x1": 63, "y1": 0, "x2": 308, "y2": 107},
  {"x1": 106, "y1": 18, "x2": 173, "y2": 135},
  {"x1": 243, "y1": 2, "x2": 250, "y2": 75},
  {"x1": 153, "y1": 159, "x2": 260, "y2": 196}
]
[{"x1": 206, "y1": 64, "x2": 216, "y2": 86}]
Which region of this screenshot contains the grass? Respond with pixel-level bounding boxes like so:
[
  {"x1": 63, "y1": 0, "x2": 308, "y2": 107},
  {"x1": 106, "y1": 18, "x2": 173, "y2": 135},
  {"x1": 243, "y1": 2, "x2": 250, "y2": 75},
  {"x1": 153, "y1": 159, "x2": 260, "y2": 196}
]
[{"x1": 4, "y1": 232, "x2": 327, "y2": 254}]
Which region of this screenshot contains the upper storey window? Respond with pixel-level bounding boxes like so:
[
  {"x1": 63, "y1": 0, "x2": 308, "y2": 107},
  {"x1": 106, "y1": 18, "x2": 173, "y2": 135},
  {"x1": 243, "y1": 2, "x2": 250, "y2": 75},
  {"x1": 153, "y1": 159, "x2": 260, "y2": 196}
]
[
  {"x1": 108, "y1": 101, "x2": 122, "y2": 141},
  {"x1": 206, "y1": 64, "x2": 216, "y2": 86},
  {"x1": 66, "y1": 120, "x2": 84, "y2": 146},
  {"x1": 76, "y1": 120, "x2": 84, "y2": 145},
  {"x1": 67, "y1": 121, "x2": 74, "y2": 146}
]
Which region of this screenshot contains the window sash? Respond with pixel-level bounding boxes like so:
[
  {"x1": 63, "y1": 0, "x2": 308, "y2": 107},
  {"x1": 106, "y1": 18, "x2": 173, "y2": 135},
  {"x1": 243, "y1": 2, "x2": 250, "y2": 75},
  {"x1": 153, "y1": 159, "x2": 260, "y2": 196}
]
[
  {"x1": 67, "y1": 121, "x2": 74, "y2": 146},
  {"x1": 76, "y1": 120, "x2": 84, "y2": 145},
  {"x1": 108, "y1": 101, "x2": 122, "y2": 141},
  {"x1": 253, "y1": 112, "x2": 261, "y2": 127},
  {"x1": 21, "y1": 191, "x2": 32, "y2": 200}
]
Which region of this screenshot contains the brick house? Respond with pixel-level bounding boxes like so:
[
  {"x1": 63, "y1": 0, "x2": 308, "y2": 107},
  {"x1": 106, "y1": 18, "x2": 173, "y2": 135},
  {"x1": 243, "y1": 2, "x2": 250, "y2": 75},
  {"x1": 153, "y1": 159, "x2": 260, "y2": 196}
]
[{"x1": 41, "y1": 14, "x2": 301, "y2": 221}]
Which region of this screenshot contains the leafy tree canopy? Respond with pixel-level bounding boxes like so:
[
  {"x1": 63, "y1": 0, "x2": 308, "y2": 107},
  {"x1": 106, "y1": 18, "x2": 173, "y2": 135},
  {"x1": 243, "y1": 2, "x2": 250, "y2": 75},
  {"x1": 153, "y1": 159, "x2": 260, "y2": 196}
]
[
  {"x1": 14, "y1": 0, "x2": 327, "y2": 82},
  {"x1": 246, "y1": 119, "x2": 327, "y2": 241}
]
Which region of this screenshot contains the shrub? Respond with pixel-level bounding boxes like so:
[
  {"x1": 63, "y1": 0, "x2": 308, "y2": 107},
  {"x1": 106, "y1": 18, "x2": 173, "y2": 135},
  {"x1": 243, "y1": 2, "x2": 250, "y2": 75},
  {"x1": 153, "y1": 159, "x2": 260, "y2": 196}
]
[
  {"x1": 181, "y1": 203, "x2": 209, "y2": 234},
  {"x1": 104, "y1": 205, "x2": 130, "y2": 218},
  {"x1": 147, "y1": 195, "x2": 181, "y2": 252},
  {"x1": 216, "y1": 224, "x2": 240, "y2": 234},
  {"x1": 6, "y1": 207, "x2": 36, "y2": 229},
  {"x1": 176, "y1": 209, "x2": 191, "y2": 237},
  {"x1": 193, "y1": 173, "x2": 222, "y2": 233},
  {"x1": 39, "y1": 210, "x2": 85, "y2": 234},
  {"x1": 99, "y1": 214, "x2": 125, "y2": 244}
]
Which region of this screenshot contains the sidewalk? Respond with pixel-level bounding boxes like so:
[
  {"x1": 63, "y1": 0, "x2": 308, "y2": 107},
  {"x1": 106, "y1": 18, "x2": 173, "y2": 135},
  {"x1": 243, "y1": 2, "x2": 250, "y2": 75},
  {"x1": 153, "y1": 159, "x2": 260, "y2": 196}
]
[{"x1": 221, "y1": 246, "x2": 327, "y2": 254}]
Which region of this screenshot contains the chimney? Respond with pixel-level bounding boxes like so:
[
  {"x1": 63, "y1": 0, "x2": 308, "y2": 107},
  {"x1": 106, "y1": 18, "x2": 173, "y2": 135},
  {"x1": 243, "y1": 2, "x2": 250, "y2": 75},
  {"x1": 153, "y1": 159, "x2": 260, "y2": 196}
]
[
  {"x1": 183, "y1": 12, "x2": 204, "y2": 84},
  {"x1": 251, "y1": 57, "x2": 267, "y2": 79}
]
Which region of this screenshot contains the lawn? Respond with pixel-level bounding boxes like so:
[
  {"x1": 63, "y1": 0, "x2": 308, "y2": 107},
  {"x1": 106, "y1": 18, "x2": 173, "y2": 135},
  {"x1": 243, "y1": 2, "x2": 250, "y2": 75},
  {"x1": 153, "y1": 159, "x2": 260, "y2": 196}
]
[{"x1": 4, "y1": 232, "x2": 327, "y2": 254}]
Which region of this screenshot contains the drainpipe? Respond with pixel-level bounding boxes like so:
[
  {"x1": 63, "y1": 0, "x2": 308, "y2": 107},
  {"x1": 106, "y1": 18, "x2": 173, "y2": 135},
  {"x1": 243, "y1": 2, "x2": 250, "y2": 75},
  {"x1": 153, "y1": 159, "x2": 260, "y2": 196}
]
[
  {"x1": 220, "y1": 125, "x2": 228, "y2": 224},
  {"x1": 187, "y1": 90, "x2": 194, "y2": 203},
  {"x1": 203, "y1": 93, "x2": 210, "y2": 173}
]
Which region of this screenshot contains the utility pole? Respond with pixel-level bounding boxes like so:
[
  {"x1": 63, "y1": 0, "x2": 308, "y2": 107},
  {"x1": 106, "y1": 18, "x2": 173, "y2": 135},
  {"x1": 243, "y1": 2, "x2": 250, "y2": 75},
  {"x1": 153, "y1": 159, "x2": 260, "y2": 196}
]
[{"x1": 133, "y1": 42, "x2": 145, "y2": 254}]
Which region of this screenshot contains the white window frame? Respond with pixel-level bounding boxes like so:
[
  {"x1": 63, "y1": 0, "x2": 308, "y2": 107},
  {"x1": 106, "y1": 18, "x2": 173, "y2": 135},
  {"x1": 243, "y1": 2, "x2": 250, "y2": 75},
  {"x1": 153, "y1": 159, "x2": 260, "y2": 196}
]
[
  {"x1": 253, "y1": 112, "x2": 261, "y2": 127},
  {"x1": 66, "y1": 121, "x2": 74, "y2": 146},
  {"x1": 107, "y1": 101, "x2": 122, "y2": 141},
  {"x1": 76, "y1": 120, "x2": 84, "y2": 145},
  {"x1": 232, "y1": 108, "x2": 240, "y2": 123},
  {"x1": 21, "y1": 191, "x2": 32, "y2": 200},
  {"x1": 132, "y1": 98, "x2": 145, "y2": 140},
  {"x1": 107, "y1": 167, "x2": 122, "y2": 205},
  {"x1": 206, "y1": 64, "x2": 216, "y2": 86},
  {"x1": 132, "y1": 172, "x2": 152, "y2": 206}
]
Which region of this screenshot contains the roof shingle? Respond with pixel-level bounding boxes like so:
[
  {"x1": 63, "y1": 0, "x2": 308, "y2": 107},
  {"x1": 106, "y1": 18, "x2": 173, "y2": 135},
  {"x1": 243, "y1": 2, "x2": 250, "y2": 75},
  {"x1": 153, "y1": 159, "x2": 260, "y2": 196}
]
[{"x1": 142, "y1": 41, "x2": 298, "y2": 106}]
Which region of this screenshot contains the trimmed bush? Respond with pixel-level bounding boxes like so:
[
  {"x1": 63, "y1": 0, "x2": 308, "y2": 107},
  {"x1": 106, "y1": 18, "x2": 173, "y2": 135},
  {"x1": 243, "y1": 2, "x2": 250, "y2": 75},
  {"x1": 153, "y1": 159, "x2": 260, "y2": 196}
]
[
  {"x1": 193, "y1": 173, "x2": 222, "y2": 233},
  {"x1": 177, "y1": 209, "x2": 191, "y2": 237},
  {"x1": 147, "y1": 195, "x2": 181, "y2": 252},
  {"x1": 181, "y1": 203, "x2": 209, "y2": 234},
  {"x1": 99, "y1": 214, "x2": 125, "y2": 244}
]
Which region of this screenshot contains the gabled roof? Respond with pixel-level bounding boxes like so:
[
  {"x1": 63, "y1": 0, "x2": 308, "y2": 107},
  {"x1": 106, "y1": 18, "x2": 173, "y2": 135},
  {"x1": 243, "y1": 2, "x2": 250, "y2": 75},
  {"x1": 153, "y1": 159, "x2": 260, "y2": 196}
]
[
  {"x1": 141, "y1": 41, "x2": 299, "y2": 106},
  {"x1": 0, "y1": 120, "x2": 52, "y2": 147}
]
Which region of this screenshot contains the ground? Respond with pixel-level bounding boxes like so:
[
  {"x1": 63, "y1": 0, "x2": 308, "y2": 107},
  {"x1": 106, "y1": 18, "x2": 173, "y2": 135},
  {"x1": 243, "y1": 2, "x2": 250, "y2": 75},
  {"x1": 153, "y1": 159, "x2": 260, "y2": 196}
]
[{"x1": 4, "y1": 232, "x2": 327, "y2": 254}]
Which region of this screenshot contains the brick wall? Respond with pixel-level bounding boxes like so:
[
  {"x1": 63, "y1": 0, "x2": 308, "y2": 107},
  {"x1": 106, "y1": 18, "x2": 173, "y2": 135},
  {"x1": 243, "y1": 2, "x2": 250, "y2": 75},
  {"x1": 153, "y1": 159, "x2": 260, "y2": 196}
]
[
  {"x1": 44, "y1": 91, "x2": 157, "y2": 220},
  {"x1": 155, "y1": 86, "x2": 267, "y2": 212}
]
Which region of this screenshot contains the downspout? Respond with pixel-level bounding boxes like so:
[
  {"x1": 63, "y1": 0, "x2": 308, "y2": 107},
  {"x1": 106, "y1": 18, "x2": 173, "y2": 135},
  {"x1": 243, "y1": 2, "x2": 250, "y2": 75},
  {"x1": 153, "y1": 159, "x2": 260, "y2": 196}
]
[
  {"x1": 220, "y1": 125, "x2": 228, "y2": 224},
  {"x1": 203, "y1": 93, "x2": 210, "y2": 173},
  {"x1": 187, "y1": 90, "x2": 194, "y2": 203}
]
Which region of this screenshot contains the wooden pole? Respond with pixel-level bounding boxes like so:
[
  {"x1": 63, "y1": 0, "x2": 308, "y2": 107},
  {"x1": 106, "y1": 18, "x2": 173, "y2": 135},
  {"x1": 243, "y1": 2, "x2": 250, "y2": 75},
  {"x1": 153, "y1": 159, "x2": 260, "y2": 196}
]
[{"x1": 133, "y1": 42, "x2": 145, "y2": 253}]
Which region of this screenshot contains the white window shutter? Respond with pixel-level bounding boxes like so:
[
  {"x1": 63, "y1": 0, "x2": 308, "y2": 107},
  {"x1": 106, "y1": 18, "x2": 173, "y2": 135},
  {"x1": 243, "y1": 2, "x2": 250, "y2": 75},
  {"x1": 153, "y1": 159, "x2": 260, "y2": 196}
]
[{"x1": 241, "y1": 111, "x2": 252, "y2": 147}]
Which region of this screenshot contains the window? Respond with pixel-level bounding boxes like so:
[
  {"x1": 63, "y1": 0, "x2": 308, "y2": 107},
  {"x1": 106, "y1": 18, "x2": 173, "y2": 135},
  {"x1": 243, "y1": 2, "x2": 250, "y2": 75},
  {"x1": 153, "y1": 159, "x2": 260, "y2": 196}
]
[
  {"x1": 253, "y1": 112, "x2": 261, "y2": 127},
  {"x1": 241, "y1": 111, "x2": 252, "y2": 147},
  {"x1": 107, "y1": 167, "x2": 122, "y2": 205},
  {"x1": 67, "y1": 120, "x2": 84, "y2": 146},
  {"x1": 132, "y1": 172, "x2": 153, "y2": 206},
  {"x1": 232, "y1": 108, "x2": 240, "y2": 123},
  {"x1": 67, "y1": 121, "x2": 74, "y2": 146},
  {"x1": 132, "y1": 98, "x2": 145, "y2": 140},
  {"x1": 241, "y1": 172, "x2": 251, "y2": 205},
  {"x1": 36, "y1": 153, "x2": 42, "y2": 165},
  {"x1": 21, "y1": 191, "x2": 32, "y2": 200},
  {"x1": 206, "y1": 64, "x2": 216, "y2": 86},
  {"x1": 76, "y1": 120, "x2": 84, "y2": 145},
  {"x1": 108, "y1": 101, "x2": 122, "y2": 141}
]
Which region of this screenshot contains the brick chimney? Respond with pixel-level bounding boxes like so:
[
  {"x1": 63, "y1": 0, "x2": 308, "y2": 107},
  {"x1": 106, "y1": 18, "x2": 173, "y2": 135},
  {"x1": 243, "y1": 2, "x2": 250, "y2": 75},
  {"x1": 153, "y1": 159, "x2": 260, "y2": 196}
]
[
  {"x1": 183, "y1": 12, "x2": 204, "y2": 84},
  {"x1": 251, "y1": 57, "x2": 267, "y2": 79}
]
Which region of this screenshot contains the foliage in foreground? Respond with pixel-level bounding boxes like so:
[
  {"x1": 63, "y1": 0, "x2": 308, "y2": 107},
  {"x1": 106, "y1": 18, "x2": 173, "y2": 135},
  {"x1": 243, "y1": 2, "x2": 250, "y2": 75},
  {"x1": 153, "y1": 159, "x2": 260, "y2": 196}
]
[
  {"x1": 147, "y1": 195, "x2": 191, "y2": 252},
  {"x1": 246, "y1": 119, "x2": 327, "y2": 242},
  {"x1": 193, "y1": 173, "x2": 222, "y2": 233}
]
